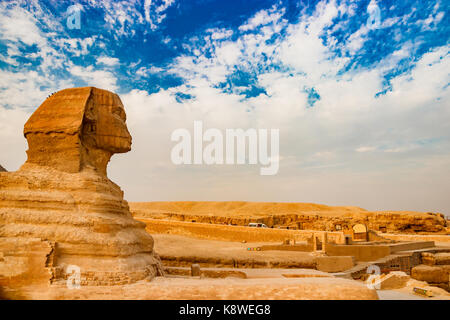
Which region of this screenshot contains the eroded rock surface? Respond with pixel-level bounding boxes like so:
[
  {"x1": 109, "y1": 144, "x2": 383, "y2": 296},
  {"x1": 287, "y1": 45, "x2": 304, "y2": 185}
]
[
  {"x1": 0, "y1": 87, "x2": 162, "y2": 288},
  {"x1": 411, "y1": 264, "x2": 450, "y2": 291}
]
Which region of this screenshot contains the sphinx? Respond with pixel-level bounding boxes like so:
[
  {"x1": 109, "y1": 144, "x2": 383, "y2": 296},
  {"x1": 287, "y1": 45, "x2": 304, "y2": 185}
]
[{"x1": 0, "y1": 87, "x2": 162, "y2": 288}]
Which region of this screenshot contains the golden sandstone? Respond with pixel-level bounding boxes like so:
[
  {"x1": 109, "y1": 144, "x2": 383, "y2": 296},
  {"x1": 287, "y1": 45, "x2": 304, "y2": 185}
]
[{"x1": 0, "y1": 87, "x2": 162, "y2": 289}]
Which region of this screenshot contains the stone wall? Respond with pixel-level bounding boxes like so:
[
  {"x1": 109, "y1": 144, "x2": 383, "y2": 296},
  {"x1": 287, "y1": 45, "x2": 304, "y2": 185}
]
[
  {"x1": 139, "y1": 218, "x2": 346, "y2": 244},
  {"x1": 259, "y1": 243, "x2": 313, "y2": 252},
  {"x1": 325, "y1": 243, "x2": 391, "y2": 262},
  {"x1": 382, "y1": 233, "x2": 450, "y2": 243}
]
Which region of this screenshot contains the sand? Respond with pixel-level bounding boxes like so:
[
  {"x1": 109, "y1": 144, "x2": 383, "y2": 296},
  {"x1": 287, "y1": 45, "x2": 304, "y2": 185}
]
[
  {"x1": 153, "y1": 234, "x2": 316, "y2": 268},
  {"x1": 1, "y1": 277, "x2": 378, "y2": 300}
]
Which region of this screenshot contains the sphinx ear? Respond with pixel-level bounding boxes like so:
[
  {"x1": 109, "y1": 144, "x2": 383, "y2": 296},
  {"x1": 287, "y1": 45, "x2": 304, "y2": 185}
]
[
  {"x1": 82, "y1": 107, "x2": 97, "y2": 135},
  {"x1": 81, "y1": 94, "x2": 98, "y2": 135}
]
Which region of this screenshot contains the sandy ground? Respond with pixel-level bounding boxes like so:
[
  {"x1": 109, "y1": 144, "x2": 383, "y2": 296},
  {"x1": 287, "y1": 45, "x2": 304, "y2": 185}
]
[
  {"x1": 3, "y1": 272, "x2": 449, "y2": 300},
  {"x1": 376, "y1": 286, "x2": 450, "y2": 300},
  {"x1": 2, "y1": 233, "x2": 448, "y2": 300},
  {"x1": 1, "y1": 276, "x2": 378, "y2": 300},
  {"x1": 153, "y1": 234, "x2": 316, "y2": 267},
  {"x1": 376, "y1": 290, "x2": 428, "y2": 300},
  {"x1": 3, "y1": 233, "x2": 449, "y2": 300}
]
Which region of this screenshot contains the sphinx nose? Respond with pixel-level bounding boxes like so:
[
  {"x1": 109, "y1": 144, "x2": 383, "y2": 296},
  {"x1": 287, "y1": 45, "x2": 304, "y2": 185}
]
[{"x1": 126, "y1": 128, "x2": 132, "y2": 142}]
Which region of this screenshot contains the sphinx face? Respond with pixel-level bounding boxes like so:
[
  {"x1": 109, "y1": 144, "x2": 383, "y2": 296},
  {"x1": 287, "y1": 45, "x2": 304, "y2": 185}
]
[
  {"x1": 83, "y1": 96, "x2": 132, "y2": 154},
  {"x1": 95, "y1": 99, "x2": 132, "y2": 153}
]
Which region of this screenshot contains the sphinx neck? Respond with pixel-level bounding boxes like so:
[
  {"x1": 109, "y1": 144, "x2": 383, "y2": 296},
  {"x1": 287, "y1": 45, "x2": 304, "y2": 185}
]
[
  {"x1": 80, "y1": 146, "x2": 112, "y2": 176},
  {"x1": 23, "y1": 132, "x2": 112, "y2": 176}
]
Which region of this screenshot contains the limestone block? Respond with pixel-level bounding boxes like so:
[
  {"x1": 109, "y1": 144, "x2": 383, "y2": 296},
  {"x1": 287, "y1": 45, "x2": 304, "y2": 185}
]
[
  {"x1": 378, "y1": 271, "x2": 410, "y2": 290},
  {"x1": 435, "y1": 253, "x2": 450, "y2": 265},
  {"x1": 411, "y1": 265, "x2": 449, "y2": 284},
  {"x1": 315, "y1": 256, "x2": 354, "y2": 273},
  {"x1": 421, "y1": 252, "x2": 436, "y2": 265}
]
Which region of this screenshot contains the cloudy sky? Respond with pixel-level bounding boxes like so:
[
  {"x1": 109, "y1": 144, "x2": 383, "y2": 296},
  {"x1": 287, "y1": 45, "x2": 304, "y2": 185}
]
[{"x1": 0, "y1": 0, "x2": 449, "y2": 214}]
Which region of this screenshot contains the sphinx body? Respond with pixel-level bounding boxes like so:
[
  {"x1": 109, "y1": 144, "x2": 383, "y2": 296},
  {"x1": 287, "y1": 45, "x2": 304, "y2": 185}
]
[{"x1": 0, "y1": 87, "x2": 162, "y2": 287}]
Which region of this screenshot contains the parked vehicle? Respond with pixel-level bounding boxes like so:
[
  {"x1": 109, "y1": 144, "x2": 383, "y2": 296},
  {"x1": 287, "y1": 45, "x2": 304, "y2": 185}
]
[{"x1": 248, "y1": 222, "x2": 268, "y2": 228}]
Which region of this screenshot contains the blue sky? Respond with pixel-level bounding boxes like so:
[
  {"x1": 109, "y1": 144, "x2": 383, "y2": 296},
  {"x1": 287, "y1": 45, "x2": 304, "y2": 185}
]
[
  {"x1": 0, "y1": 0, "x2": 449, "y2": 213},
  {"x1": 1, "y1": 1, "x2": 448, "y2": 100}
]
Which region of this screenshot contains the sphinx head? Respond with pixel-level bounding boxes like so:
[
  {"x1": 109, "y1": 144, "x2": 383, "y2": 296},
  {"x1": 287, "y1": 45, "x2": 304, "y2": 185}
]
[
  {"x1": 23, "y1": 87, "x2": 131, "y2": 175},
  {"x1": 81, "y1": 88, "x2": 131, "y2": 153}
]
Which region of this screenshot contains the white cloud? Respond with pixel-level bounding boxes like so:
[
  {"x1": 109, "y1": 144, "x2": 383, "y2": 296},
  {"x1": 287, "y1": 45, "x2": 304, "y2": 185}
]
[
  {"x1": 0, "y1": 4, "x2": 46, "y2": 46},
  {"x1": 58, "y1": 37, "x2": 97, "y2": 57},
  {"x1": 97, "y1": 56, "x2": 120, "y2": 66},
  {"x1": 239, "y1": 6, "x2": 284, "y2": 31},
  {"x1": 0, "y1": 106, "x2": 30, "y2": 171},
  {"x1": 207, "y1": 28, "x2": 233, "y2": 40},
  {"x1": 69, "y1": 64, "x2": 118, "y2": 91},
  {"x1": 144, "y1": 0, "x2": 175, "y2": 31},
  {"x1": 0, "y1": 3, "x2": 65, "y2": 70},
  {"x1": 356, "y1": 146, "x2": 376, "y2": 153}
]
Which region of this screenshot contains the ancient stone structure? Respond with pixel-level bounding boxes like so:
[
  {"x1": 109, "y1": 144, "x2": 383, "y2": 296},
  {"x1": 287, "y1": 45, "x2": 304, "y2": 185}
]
[
  {"x1": 0, "y1": 165, "x2": 6, "y2": 172},
  {"x1": 412, "y1": 252, "x2": 450, "y2": 291},
  {"x1": 352, "y1": 224, "x2": 368, "y2": 241},
  {"x1": 0, "y1": 87, "x2": 162, "y2": 288}
]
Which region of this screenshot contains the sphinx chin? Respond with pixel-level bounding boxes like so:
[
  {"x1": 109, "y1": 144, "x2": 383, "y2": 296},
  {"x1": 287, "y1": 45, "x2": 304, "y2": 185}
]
[{"x1": 0, "y1": 87, "x2": 163, "y2": 289}]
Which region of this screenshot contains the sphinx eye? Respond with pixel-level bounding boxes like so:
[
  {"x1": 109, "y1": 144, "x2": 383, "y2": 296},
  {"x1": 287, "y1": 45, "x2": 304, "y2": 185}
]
[{"x1": 113, "y1": 107, "x2": 125, "y2": 120}]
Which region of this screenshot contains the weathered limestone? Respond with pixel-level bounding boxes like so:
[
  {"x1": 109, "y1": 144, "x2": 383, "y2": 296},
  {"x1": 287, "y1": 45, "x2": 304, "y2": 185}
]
[
  {"x1": 422, "y1": 252, "x2": 450, "y2": 266},
  {"x1": 314, "y1": 256, "x2": 355, "y2": 273},
  {"x1": 376, "y1": 271, "x2": 410, "y2": 290},
  {"x1": 0, "y1": 87, "x2": 162, "y2": 287},
  {"x1": 411, "y1": 265, "x2": 450, "y2": 291},
  {"x1": 0, "y1": 238, "x2": 55, "y2": 287},
  {"x1": 435, "y1": 253, "x2": 450, "y2": 265}
]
